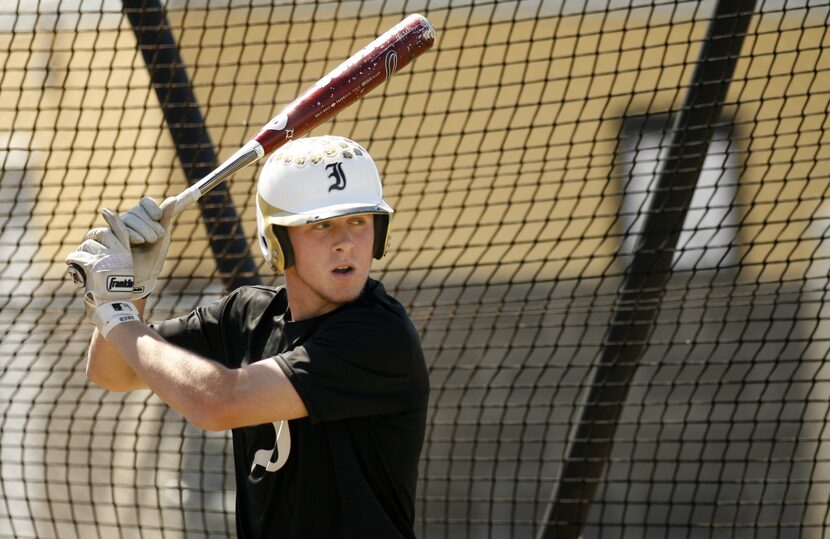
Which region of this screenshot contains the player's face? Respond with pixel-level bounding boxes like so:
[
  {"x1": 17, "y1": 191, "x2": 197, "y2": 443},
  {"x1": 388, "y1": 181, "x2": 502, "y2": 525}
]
[{"x1": 285, "y1": 214, "x2": 375, "y2": 320}]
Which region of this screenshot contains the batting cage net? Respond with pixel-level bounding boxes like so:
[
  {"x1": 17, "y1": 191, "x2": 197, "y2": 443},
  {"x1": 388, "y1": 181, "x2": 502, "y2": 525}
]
[{"x1": 1, "y1": 0, "x2": 828, "y2": 537}]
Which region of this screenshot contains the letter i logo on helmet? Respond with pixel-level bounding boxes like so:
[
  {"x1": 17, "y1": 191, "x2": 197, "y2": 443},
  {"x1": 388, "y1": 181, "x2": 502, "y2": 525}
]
[
  {"x1": 256, "y1": 135, "x2": 394, "y2": 274},
  {"x1": 325, "y1": 162, "x2": 347, "y2": 192}
]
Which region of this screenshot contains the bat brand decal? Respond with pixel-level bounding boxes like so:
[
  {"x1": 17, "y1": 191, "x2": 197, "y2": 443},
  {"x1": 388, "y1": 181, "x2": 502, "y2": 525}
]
[
  {"x1": 311, "y1": 30, "x2": 390, "y2": 92},
  {"x1": 264, "y1": 113, "x2": 287, "y2": 131},
  {"x1": 326, "y1": 162, "x2": 347, "y2": 192},
  {"x1": 385, "y1": 49, "x2": 399, "y2": 79},
  {"x1": 107, "y1": 275, "x2": 134, "y2": 292}
]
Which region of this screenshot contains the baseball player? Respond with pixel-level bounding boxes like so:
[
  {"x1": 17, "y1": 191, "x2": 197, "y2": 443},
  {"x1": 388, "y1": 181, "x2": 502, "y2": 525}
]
[{"x1": 66, "y1": 136, "x2": 430, "y2": 538}]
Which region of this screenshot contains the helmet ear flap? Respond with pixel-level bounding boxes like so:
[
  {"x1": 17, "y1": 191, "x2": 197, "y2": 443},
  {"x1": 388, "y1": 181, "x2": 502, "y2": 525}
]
[
  {"x1": 258, "y1": 233, "x2": 277, "y2": 273},
  {"x1": 373, "y1": 214, "x2": 391, "y2": 260},
  {"x1": 273, "y1": 226, "x2": 295, "y2": 270},
  {"x1": 257, "y1": 223, "x2": 293, "y2": 274}
]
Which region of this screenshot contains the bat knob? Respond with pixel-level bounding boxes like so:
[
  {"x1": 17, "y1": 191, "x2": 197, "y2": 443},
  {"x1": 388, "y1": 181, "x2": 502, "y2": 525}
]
[{"x1": 67, "y1": 263, "x2": 86, "y2": 288}]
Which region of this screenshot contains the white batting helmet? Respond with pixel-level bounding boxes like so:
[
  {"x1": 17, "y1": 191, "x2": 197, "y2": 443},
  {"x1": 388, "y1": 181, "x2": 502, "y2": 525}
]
[{"x1": 256, "y1": 135, "x2": 394, "y2": 273}]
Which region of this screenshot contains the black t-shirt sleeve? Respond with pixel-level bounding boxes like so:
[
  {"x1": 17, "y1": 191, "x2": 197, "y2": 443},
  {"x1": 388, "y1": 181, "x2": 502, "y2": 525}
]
[
  {"x1": 149, "y1": 296, "x2": 229, "y2": 364},
  {"x1": 274, "y1": 309, "x2": 427, "y2": 424}
]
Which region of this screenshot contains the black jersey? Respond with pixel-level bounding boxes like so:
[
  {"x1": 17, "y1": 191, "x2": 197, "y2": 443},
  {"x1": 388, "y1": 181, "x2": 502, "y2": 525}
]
[{"x1": 151, "y1": 279, "x2": 429, "y2": 538}]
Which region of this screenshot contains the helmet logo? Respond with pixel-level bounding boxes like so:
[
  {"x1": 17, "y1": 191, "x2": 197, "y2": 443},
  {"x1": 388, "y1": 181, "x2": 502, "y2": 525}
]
[{"x1": 325, "y1": 162, "x2": 347, "y2": 192}]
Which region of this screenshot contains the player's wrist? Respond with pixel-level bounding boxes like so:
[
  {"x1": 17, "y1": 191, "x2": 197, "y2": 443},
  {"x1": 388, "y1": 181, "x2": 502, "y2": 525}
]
[{"x1": 88, "y1": 300, "x2": 142, "y2": 339}]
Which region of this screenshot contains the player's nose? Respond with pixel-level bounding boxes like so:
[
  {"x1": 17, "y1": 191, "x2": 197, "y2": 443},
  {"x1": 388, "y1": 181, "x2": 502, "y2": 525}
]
[{"x1": 331, "y1": 223, "x2": 356, "y2": 253}]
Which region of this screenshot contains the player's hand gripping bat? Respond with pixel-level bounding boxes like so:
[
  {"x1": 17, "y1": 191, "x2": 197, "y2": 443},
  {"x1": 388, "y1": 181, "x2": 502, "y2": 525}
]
[{"x1": 68, "y1": 14, "x2": 435, "y2": 288}]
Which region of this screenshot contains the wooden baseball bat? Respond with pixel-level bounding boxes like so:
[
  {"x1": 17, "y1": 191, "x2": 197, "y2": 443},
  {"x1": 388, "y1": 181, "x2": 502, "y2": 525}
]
[{"x1": 172, "y1": 13, "x2": 435, "y2": 216}]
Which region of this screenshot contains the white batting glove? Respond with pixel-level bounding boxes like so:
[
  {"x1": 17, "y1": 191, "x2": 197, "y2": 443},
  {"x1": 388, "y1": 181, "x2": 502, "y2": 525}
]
[
  {"x1": 65, "y1": 208, "x2": 141, "y2": 338},
  {"x1": 121, "y1": 196, "x2": 176, "y2": 299}
]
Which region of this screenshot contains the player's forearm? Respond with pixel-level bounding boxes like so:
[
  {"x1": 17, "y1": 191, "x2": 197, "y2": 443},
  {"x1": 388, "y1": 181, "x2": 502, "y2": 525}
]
[
  {"x1": 86, "y1": 299, "x2": 149, "y2": 392},
  {"x1": 105, "y1": 321, "x2": 233, "y2": 430}
]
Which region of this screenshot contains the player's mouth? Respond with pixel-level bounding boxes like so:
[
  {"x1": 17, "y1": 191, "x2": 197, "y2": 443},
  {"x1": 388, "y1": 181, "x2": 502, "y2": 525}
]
[{"x1": 332, "y1": 264, "x2": 355, "y2": 276}]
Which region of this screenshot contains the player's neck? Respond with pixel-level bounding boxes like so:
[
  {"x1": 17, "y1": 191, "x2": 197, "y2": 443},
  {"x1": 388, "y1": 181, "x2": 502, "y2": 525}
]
[{"x1": 283, "y1": 272, "x2": 342, "y2": 321}]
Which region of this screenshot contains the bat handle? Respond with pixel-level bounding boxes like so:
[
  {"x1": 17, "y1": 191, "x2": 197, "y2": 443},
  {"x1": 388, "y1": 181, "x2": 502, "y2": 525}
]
[{"x1": 172, "y1": 139, "x2": 266, "y2": 218}]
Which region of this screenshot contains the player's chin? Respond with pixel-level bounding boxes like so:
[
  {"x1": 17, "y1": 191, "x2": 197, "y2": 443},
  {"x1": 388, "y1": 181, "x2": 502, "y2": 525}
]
[{"x1": 328, "y1": 266, "x2": 368, "y2": 298}]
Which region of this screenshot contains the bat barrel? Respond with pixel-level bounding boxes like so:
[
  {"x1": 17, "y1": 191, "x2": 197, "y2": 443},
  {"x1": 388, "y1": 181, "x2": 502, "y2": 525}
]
[{"x1": 253, "y1": 14, "x2": 435, "y2": 154}]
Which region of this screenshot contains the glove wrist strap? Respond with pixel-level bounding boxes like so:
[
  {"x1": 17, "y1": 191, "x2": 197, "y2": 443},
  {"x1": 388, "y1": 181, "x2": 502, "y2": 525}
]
[{"x1": 88, "y1": 299, "x2": 141, "y2": 338}]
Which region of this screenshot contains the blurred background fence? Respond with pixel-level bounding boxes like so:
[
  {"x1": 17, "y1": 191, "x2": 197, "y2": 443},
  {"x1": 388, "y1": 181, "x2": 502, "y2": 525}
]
[{"x1": 0, "y1": 1, "x2": 828, "y2": 537}]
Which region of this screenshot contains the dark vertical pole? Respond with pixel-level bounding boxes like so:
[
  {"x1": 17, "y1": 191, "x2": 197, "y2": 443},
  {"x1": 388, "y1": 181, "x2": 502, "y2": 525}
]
[
  {"x1": 539, "y1": 1, "x2": 756, "y2": 537},
  {"x1": 122, "y1": 0, "x2": 260, "y2": 290}
]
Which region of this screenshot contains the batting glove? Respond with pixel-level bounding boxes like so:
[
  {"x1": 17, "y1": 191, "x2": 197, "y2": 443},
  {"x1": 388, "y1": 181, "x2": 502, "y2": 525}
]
[
  {"x1": 121, "y1": 196, "x2": 175, "y2": 300},
  {"x1": 65, "y1": 208, "x2": 140, "y2": 338}
]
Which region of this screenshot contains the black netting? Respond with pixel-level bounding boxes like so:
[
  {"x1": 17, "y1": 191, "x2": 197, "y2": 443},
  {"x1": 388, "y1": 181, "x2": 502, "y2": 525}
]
[{"x1": 1, "y1": 1, "x2": 828, "y2": 537}]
